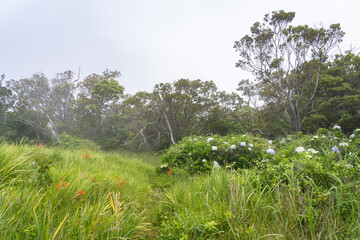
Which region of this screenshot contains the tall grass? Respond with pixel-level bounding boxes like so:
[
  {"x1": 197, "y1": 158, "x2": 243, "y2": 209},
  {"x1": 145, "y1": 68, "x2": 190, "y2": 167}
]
[{"x1": 1, "y1": 142, "x2": 360, "y2": 239}]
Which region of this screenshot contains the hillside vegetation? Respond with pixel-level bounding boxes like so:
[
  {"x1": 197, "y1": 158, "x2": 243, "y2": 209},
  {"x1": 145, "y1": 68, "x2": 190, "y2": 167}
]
[{"x1": 1, "y1": 127, "x2": 360, "y2": 239}]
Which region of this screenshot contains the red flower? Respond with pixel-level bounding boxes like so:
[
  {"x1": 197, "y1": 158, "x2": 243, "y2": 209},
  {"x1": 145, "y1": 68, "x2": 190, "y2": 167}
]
[{"x1": 72, "y1": 190, "x2": 85, "y2": 201}]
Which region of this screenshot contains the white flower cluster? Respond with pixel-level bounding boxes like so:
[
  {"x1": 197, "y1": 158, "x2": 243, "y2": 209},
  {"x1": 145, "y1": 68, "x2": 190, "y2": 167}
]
[
  {"x1": 266, "y1": 148, "x2": 275, "y2": 155},
  {"x1": 295, "y1": 147, "x2": 305, "y2": 153},
  {"x1": 207, "y1": 137, "x2": 214, "y2": 142},
  {"x1": 333, "y1": 125, "x2": 341, "y2": 130},
  {"x1": 339, "y1": 142, "x2": 348, "y2": 147},
  {"x1": 307, "y1": 148, "x2": 319, "y2": 154},
  {"x1": 213, "y1": 161, "x2": 220, "y2": 168}
]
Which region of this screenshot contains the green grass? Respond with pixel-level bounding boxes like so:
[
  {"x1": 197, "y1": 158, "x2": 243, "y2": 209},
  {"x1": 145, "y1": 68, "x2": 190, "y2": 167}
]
[{"x1": 1, "y1": 142, "x2": 360, "y2": 239}]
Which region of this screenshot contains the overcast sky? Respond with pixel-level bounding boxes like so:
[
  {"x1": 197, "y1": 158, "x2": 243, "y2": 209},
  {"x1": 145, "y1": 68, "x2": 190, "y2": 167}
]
[{"x1": 1, "y1": 0, "x2": 359, "y2": 94}]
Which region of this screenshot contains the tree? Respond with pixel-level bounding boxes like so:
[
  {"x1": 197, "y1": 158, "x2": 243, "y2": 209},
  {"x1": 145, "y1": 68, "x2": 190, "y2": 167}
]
[
  {"x1": 234, "y1": 10, "x2": 344, "y2": 132},
  {"x1": 74, "y1": 69, "x2": 123, "y2": 140},
  {"x1": 302, "y1": 51, "x2": 360, "y2": 134},
  {"x1": 122, "y1": 79, "x2": 243, "y2": 150},
  {"x1": 8, "y1": 73, "x2": 61, "y2": 143}
]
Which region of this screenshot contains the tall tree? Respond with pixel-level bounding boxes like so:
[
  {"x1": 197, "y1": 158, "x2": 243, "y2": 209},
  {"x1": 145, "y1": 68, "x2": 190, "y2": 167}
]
[
  {"x1": 8, "y1": 73, "x2": 60, "y2": 142},
  {"x1": 234, "y1": 10, "x2": 344, "y2": 132}
]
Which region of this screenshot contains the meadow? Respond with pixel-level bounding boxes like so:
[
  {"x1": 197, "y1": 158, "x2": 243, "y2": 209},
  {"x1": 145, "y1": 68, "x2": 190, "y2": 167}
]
[{"x1": 1, "y1": 127, "x2": 360, "y2": 239}]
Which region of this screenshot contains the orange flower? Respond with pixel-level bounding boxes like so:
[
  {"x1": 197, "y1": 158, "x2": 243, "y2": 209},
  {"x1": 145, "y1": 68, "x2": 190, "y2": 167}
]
[
  {"x1": 72, "y1": 190, "x2": 85, "y2": 201},
  {"x1": 56, "y1": 181, "x2": 67, "y2": 190},
  {"x1": 167, "y1": 170, "x2": 172, "y2": 176},
  {"x1": 37, "y1": 142, "x2": 45, "y2": 149},
  {"x1": 116, "y1": 177, "x2": 126, "y2": 189},
  {"x1": 85, "y1": 150, "x2": 88, "y2": 153}
]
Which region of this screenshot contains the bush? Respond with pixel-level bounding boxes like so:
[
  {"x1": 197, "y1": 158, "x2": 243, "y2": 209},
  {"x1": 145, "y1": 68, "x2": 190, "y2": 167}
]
[
  {"x1": 59, "y1": 133, "x2": 100, "y2": 151},
  {"x1": 162, "y1": 134, "x2": 268, "y2": 175}
]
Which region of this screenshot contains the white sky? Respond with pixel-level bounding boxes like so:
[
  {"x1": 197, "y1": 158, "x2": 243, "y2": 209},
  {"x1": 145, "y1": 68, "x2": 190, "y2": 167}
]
[{"x1": 0, "y1": 0, "x2": 359, "y2": 94}]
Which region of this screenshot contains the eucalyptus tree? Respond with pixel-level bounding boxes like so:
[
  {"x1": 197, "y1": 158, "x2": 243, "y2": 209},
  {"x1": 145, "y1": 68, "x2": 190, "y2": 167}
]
[
  {"x1": 122, "y1": 79, "x2": 243, "y2": 150},
  {"x1": 8, "y1": 73, "x2": 60, "y2": 142},
  {"x1": 74, "y1": 69, "x2": 124, "y2": 139},
  {"x1": 234, "y1": 10, "x2": 344, "y2": 132}
]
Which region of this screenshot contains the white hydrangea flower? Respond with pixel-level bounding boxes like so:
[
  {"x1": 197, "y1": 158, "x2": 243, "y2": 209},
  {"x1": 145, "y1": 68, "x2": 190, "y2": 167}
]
[
  {"x1": 213, "y1": 161, "x2": 220, "y2": 168},
  {"x1": 307, "y1": 148, "x2": 319, "y2": 154},
  {"x1": 230, "y1": 145, "x2": 236, "y2": 150},
  {"x1": 331, "y1": 146, "x2": 339, "y2": 153},
  {"x1": 248, "y1": 143, "x2": 254, "y2": 148},
  {"x1": 295, "y1": 147, "x2": 305, "y2": 153},
  {"x1": 240, "y1": 142, "x2": 246, "y2": 147},
  {"x1": 266, "y1": 148, "x2": 275, "y2": 155},
  {"x1": 207, "y1": 137, "x2": 214, "y2": 142},
  {"x1": 212, "y1": 146, "x2": 218, "y2": 151},
  {"x1": 333, "y1": 125, "x2": 341, "y2": 130},
  {"x1": 345, "y1": 164, "x2": 353, "y2": 169}
]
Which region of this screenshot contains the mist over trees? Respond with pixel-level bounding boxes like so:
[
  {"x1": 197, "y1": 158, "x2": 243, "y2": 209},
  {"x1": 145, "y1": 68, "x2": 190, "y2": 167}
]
[{"x1": 1, "y1": 10, "x2": 359, "y2": 150}]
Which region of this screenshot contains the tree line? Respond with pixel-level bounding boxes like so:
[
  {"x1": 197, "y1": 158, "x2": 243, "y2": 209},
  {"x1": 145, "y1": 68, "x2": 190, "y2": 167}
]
[{"x1": 1, "y1": 10, "x2": 359, "y2": 150}]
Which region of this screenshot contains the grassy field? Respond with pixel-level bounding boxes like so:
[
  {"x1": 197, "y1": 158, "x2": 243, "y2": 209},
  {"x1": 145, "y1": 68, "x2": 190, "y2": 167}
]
[{"x1": 1, "y1": 140, "x2": 360, "y2": 239}]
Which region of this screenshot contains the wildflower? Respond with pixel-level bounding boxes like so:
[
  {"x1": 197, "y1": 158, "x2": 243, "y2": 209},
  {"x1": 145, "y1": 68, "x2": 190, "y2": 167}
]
[
  {"x1": 268, "y1": 140, "x2": 273, "y2": 144},
  {"x1": 202, "y1": 159, "x2": 206, "y2": 162},
  {"x1": 313, "y1": 135, "x2": 319, "y2": 139},
  {"x1": 207, "y1": 137, "x2": 214, "y2": 142},
  {"x1": 345, "y1": 164, "x2": 353, "y2": 169},
  {"x1": 322, "y1": 135, "x2": 327, "y2": 138},
  {"x1": 56, "y1": 180, "x2": 67, "y2": 189},
  {"x1": 212, "y1": 146, "x2": 218, "y2": 151},
  {"x1": 72, "y1": 190, "x2": 85, "y2": 201},
  {"x1": 355, "y1": 129, "x2": 360, "y2": 132},
  {"x1": 248, "y1": 143, "x2": 254, "y2": 148},
  {"x1": 339, "y1": 142, "x2": 348, "y2": 147},
  {"x1": 83, "y1": 150, "x2": 90, "y2": 159},
  {"x1": 223, "y1": 142, "x2": 229, "y2": 145},
  {"x1": 295, "y1": 147, "x2": 305, "y2": 153},
  {"x1": 167, "y1": 170, "x2": 172, "y2": 176},
  {"x1": 350, "y1": 134, "x2": 355, "y2": 138},
  {"x1": 230, "y1": 145, "x2": 236, "y2": 150},
  {"x1": 242, "y1": 134, "x2": 246, "y2": 137},
  {"x1": 331, "y1": 146, "x2": 339, "y2": 154},
  {"x1": 261, "y1": 159, "x2": 269, "y2": 163},
  {"x1": 307, "y1": 149, "x2": 319, "y2": 154},
  {"x1": 213, "y1": 161, "x2": 220, "y2": 168},
  {"x1": 116, "y1": 177, "x2": 127, "y2": 189},
  {"x1": 266, "y1": 148, "x2": 275, "y2": 155},
  {"x1": 280, "y1": 140, "x2": 285, "y2": 144},
  {"x1": 240, "y1": 142, "x2": 246, "y2": 147},
  {"x1": 333, "y1": 125, "x2": 341, "y2": 130},
  {"x1": 160, "y1": 164, "x2": 168, "y2": 169}
]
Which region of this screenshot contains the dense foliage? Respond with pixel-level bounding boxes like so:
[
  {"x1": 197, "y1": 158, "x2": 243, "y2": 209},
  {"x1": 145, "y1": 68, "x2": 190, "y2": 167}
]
[
  {"x1": 1, "y1": 129, "x2": 360, "y2": 238},
  {"x1": 0, "y1": 10, "x2": 359, "y2": 152}
]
